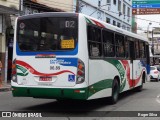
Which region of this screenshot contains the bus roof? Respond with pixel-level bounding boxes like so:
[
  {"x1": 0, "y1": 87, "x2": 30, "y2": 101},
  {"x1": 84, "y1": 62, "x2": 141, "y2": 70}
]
[
  {"x1": 17, "y1": 12, "x2": 78, "y2": 20},
  {"x1": 79, "y1": 13, "x2": 148, "y2": 43},
  {"x1": 17, "y1": 12, "x2": 148, "y2": 43}
]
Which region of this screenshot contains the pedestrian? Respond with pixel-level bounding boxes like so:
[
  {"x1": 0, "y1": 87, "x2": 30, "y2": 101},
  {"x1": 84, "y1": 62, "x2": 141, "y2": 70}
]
[
  {"x1": 7, "y1": 59, "x2": 12, "y2": 81},
  {"x1": 0, "y1": 60, "x2": 2, "y2": 87}
]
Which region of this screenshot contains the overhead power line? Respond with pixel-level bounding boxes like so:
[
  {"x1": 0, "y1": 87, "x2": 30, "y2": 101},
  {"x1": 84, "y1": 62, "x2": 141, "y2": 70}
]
[
  {"x1": 36, "y1": 1, "x2": 76, "y2": 10},
  {"x1": 24, "y1": 4, "x2": 75, "y2": 12},
  {"x1": 3, "y1": 0, "x2": 160, "y2": 24},
  {"x1": 37, "y1": 0, "x2": 76, "y2": 8}
]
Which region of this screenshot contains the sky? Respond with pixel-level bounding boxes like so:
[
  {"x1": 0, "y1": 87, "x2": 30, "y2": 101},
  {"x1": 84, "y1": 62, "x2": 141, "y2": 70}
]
[{"x1": 137, "y1": 14, "x2": 160, "y2": 31}]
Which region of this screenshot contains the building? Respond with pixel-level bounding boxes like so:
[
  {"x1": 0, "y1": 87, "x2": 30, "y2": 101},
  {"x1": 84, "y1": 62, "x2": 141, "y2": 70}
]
[
  {"x1": 22, "y1": 0, "x2": 74, "y2": 15},
  {"x1": 33, "y1": 0, "x2": 75, "y2": 12},
  {"x1": 77, "y1": 0, "x2": 132, "y2": 31},
  {"x1": 1, "y1": 0, "x2": 75, "y2": 83},
  {"x1": 137, "y1": 27, "x2": 160, "y2": 65},
  {"x1": 0, "y1": 0, "x2": 19, "y2": 83},
  {"x1": 138, "y1": 28, "x2": 160, "y2": 55}
]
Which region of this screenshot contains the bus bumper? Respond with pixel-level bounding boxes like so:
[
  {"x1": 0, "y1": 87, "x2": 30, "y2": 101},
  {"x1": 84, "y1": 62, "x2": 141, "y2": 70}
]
[{"x1": 11, "y1": 86, "x2": 88, "y2": 100}]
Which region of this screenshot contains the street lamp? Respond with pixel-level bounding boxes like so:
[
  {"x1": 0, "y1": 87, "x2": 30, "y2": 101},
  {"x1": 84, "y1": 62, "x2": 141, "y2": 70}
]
[{"x1": 147, "y1": 22, "x2": 152, "y2": 39}]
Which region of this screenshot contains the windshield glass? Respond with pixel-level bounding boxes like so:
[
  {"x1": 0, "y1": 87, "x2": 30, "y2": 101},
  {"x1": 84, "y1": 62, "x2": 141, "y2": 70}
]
[{"x1": 17, "y1": 17, "x2": 78, "y2": 52}]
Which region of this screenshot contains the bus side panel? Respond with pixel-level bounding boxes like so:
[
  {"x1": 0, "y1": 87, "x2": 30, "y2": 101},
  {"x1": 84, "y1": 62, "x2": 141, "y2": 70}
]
[
  {"x1": 88, "y1": 60, "x2": 118, "y2": 100},
  {"x1": 78, "y1": 14, "x2": 90, "y2": 96},
  {"x1": 133, "y1": 59, "x2": 146, "y2": 88},
  {"x1": 118, "y1": 60, "x2": 133, "y2": 93}
]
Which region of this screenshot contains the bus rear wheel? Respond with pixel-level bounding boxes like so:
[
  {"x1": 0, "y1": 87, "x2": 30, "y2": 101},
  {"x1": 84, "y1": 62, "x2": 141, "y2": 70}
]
[
  {"x1": 109, "y1": 78, "x2": 120, "y2": 104},
  {"x1": 136, "y1": 73, "x2": 145, "y2": 92}
]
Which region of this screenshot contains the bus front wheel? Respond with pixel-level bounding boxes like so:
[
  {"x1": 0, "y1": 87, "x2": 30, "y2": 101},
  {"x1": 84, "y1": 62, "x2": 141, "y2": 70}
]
[{"x1": 109, "y1": 78, "x2": 120, "y2": 104}]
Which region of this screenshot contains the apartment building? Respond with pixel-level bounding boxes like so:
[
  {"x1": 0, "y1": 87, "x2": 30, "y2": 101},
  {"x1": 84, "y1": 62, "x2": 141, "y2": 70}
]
[
  {"x1": 0, "y1": 0, "x2": 76, "y2": 83},
  {"x1": 77, "y1": 0, "x2": 132, "y2": 31},
  {"x1": 0, "y1": 0, "x2": 19, "y2": 83}
]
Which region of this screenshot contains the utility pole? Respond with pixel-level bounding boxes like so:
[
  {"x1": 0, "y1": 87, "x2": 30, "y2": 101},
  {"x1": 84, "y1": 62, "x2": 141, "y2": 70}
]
[
  {"x1": 152, "y1": 29, "x2": 154, "y2": 55},
  {"x1": 147, "y1": 22, "x2": 152, "y2": 39},
  {"x1": 76, "y1": 0, "x2": 79, "y2": 13},
  {"x1": 19, "y1": 0, "x2": 23, "y2": 16}
]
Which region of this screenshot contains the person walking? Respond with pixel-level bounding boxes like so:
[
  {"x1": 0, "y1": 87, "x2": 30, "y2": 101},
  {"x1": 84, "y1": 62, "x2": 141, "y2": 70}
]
[{"x1": 0, "y1": 60, "x2": 2, "y2": 87}]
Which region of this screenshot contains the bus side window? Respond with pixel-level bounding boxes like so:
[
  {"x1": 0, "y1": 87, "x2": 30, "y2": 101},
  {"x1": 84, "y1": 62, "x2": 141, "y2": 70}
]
[
  {"x1": 139, "y1": 42, "x2": 145, "y2": 58},
  {"x1": 115, "y1": 33, "x2": 125, "y2": 57},
  {"x1": 102, "y1": 30, "x2": 115, "y2": 57},
  {"x1": 126, "y1": 36, "x2": 135, "y2": 59},
  {"x1": 125, "y1": 40, "x2": 129, "y2": 58},
  {"x1": 135, "y1": 40, "x2": 140, "y2": 59},
  {"x1": 129, "y1": 40, "x2": 135, "y2": 60},
  {"x1": 87, "y1": 25, "x2": 102, "y2": 57}
]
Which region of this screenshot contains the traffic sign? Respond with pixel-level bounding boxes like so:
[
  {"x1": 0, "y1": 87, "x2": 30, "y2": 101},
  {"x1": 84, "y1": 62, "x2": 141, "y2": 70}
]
[
  {"x1": 133, "y1": 1, "x2": 160, "y2": 5},
  {"x1": 132, "y1": 8, "x2": 160, "y2": 15},
  {"x1": 132, "y1": 4, "x2": 160, "y2": 9}
]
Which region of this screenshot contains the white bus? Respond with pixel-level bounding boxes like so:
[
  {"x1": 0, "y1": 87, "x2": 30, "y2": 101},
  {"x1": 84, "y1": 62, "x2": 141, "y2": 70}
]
[{"x1": 12, "y1": 13, "x2": 150, "y2": 104}]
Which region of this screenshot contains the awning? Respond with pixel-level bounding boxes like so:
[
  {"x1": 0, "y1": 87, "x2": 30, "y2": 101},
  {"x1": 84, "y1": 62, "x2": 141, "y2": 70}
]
[
  {"x1": 24, "y1": 0, "x2": 64, "y2": 12},
  {"x1": 0, "y1": 5, "x2": 19, "y2": 14}
]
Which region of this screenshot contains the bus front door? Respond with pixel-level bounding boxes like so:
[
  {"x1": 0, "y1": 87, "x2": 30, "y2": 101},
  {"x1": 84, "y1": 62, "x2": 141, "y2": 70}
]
[
  {"x1": 130, "y1": 40, "x2": 143, "y2": 88},
  {"x1": 129, "y1": 41, "x2": 135, "y2": 88}
]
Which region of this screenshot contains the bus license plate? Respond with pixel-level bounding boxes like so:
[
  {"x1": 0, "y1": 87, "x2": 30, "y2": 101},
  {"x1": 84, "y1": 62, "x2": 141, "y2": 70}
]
[{"x1": 39, "y1": 77, "x2": 52, "y2": 81}]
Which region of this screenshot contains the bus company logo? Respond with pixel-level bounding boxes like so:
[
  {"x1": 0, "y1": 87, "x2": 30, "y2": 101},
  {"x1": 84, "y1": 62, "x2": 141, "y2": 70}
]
[{"x1": 2, "y1": 112, "x2": 11, "y2": 117}]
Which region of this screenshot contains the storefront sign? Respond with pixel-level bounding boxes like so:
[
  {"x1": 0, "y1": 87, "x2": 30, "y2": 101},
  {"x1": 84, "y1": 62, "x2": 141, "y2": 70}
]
[{"x1": 132, "y1": 8, "x2": 160, "y2": 15}]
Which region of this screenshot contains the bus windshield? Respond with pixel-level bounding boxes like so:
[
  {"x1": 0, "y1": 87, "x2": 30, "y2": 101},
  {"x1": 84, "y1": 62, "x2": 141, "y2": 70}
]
[{"x1": 17, "y1": 17, "x2": 78, "y2": 52}]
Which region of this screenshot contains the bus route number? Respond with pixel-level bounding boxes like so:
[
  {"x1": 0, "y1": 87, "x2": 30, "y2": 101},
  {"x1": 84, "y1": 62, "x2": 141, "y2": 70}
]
[
  {"x1": 65, "y1": 21, "x2": 75, "y2": 28},
  {"x1": 50, "y1": 66, "x2": 60, "y2": 70}
]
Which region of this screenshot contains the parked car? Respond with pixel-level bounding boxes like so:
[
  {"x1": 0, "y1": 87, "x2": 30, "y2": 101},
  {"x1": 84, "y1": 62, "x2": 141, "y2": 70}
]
[{"x1": 150, "y1": 66, "x2": 160, "y2": 82}]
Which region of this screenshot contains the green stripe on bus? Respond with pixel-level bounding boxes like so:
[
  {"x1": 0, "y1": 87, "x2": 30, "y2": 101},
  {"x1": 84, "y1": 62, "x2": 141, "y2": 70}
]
[
  {"x1": 16, "y1": 64, "x2": 29, "y2": 76},
  {"x1": 12, "y1": 86, "x2": 88, "y2": 100},
  {"x1": 12, "y1": 79, "x2": 113, "y2": 99},
  {"x1": 85, "y1": 17, "x2": 94, "y2": 24},
  {"x1": 105, "y1": 59, "x2": 126, "y2": 92},
  {"x1": 17, "y1": 72, "x2": 29, "y2": 76},
  {"x1": 16, "y1": 65, "x2": 28, "y2": 73},
  {"x1": 88, "y1": 79, "x2": 112, "y2": 97}
]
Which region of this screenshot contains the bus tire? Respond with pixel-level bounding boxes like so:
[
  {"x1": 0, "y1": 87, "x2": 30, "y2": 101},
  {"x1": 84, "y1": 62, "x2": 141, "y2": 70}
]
[
  {"x1": 136, "y1": 73, "x2": 145, "y2": 92},
  {"x1": 156, "y1": 76, "x2": 159, "y2": 82},
  {"x1": 156, "y1": 78, "x2": 159, "y2": 82},
  {"x1": 136, "y1": 82, "x2": 143, "y2": 92},
  {"x1": 109, "y1": 78, "x2": 120, "y2": 104}
]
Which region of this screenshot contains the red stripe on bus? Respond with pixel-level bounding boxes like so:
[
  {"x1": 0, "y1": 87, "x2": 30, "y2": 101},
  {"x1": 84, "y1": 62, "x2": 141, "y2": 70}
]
[
  {"x1": 91, "y1": 19, "x2": 105, "y2": 28},
  {"x1": 121, "y1": 60, "x2": 144, "y2": 88},
  {"x1": 16, "y1": 60, "x2": 75, "y2": 76}
]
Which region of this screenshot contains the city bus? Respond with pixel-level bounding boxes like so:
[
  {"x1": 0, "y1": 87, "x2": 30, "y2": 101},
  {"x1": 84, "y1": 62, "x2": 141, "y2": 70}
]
[{"x1": 11, "y1": 12, "x2": 150, "y2": 104}]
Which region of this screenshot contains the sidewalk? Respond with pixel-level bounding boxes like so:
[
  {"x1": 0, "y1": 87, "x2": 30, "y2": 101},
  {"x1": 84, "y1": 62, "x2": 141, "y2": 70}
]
[{"x1": 0, "y1": 82, "x2": 11, "y2": 92}]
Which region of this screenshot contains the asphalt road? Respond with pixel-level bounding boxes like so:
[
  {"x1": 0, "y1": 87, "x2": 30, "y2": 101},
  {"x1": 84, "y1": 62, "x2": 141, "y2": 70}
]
[{"x1": 0, "y1": 81, "x2": 160, "y2": 120}]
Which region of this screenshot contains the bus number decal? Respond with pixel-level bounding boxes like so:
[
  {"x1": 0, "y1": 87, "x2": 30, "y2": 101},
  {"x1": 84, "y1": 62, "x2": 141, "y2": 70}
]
[
  {"x1": 50, "y1": 66, "x2": 60, "y2": 70},
  {"x1": 65, "y1": 21, "x2": 75, "y2": 28}
]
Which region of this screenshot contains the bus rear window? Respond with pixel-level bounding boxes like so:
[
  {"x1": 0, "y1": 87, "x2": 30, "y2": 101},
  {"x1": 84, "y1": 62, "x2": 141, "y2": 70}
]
[{"x1": 17, "y1": 17, "x2": 78, "y2": 51}]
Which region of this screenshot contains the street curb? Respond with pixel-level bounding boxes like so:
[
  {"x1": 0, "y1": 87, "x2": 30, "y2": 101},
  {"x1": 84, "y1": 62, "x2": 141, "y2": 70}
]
[{"x1": 0, "y1": 87, "x2": 12, "y2": 92}]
